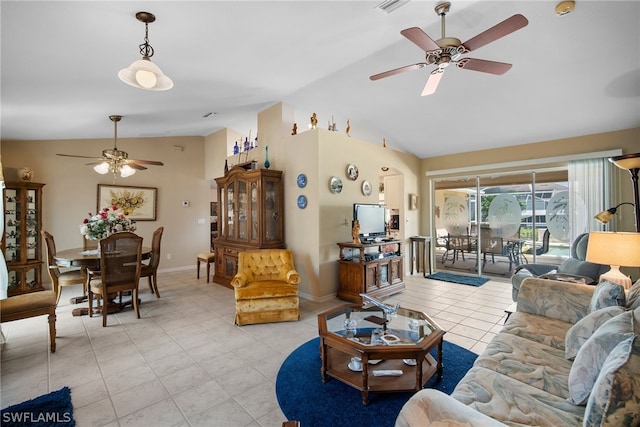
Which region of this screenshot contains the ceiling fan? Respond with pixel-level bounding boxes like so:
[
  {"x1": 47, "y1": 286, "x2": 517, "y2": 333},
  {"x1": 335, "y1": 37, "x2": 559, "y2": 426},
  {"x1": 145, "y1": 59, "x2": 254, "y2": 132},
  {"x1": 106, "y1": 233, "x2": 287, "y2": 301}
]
[
  {"x1": 57, "y1": 115, "x2": 164, "y2": 178},
  {"x1": 370, "y1": 1, "x2": 528, "y2": 96}
]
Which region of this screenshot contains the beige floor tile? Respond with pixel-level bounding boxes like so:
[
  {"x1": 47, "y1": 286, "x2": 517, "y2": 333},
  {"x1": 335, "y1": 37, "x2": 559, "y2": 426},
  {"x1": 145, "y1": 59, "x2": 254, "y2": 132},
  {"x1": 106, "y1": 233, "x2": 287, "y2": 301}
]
[{"x1": 1, "y1": 269, "x2": 514, "y2": 426}]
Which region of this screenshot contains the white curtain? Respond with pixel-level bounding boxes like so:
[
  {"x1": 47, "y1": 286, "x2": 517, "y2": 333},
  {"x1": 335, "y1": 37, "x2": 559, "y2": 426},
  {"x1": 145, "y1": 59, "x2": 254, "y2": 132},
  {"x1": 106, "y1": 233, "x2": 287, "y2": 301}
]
[{"x1": 568, "y1": 157, "x2": 615, "y2": 243}]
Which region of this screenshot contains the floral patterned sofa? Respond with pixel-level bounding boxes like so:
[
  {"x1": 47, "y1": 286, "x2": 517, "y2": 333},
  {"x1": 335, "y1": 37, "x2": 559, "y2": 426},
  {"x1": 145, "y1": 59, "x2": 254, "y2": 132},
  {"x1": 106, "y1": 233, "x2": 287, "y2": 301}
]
[{"x1": 395, "y1": 277, "x2": 640, "y2": 427}]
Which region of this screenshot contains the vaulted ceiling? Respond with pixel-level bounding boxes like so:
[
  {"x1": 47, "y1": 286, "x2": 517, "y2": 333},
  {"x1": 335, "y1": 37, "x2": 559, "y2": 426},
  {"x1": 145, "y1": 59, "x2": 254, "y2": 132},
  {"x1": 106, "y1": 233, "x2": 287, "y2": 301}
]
[{"x1": 2, "y1": 1, "x2": 639, "y2": 158}]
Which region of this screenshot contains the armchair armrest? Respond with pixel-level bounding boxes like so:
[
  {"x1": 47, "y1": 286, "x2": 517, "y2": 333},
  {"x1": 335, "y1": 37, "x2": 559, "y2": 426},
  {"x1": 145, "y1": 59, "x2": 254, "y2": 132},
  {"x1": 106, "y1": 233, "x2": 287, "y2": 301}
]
[
  {"x1": 517, "y1": 277, "x2": 594, "y2": 324},
  {"x1": 513, "y1": 263, "x2": 557, "y2": 276},
  {"x1": 286, "y1": 270, "x2": 300, "y2": 285},
  {"x1": 395, "y1": 389, "x2": 506, "y2": 427},
  {"x1": 231, "y1": 273, "x2": 248, "y2": 289}
]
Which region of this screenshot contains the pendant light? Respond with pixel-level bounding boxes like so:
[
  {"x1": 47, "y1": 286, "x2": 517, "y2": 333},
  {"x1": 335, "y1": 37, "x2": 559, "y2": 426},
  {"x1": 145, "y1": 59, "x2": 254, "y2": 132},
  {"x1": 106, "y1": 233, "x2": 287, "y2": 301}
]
[{"x1": 118, "y1": 12, "x2": 173, "y2": 91}]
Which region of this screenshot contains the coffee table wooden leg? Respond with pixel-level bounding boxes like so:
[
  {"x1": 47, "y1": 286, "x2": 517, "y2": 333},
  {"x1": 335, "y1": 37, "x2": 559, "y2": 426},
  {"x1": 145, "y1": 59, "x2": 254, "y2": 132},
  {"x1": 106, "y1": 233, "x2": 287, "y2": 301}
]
[{"x1": 362, "y1": 364, "x2": 369, "y2": 405}]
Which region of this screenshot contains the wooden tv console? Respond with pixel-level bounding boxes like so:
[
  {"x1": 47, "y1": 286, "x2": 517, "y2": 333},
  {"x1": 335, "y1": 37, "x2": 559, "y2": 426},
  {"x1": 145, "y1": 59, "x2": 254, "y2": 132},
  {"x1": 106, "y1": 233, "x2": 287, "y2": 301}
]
[{"x1": 336, "y1": 240, "x2": 405, "y2": 303}]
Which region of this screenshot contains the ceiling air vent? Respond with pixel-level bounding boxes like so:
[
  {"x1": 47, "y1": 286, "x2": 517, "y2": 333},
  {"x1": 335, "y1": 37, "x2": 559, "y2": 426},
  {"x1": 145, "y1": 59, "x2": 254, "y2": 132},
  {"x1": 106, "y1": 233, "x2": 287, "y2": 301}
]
[{"x1": 375, "y1": 0, "x2": 411, "y2": 13}]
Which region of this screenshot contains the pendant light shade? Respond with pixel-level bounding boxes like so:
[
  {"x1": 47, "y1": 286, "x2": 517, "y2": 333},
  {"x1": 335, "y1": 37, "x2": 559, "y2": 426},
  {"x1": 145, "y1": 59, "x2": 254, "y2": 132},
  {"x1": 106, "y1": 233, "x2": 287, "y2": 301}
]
[
  {"x1": 118, "y1": 12, "x2": 173, "y2": 91},
  {"x1": 118, "y1": 58, "x2": 173, "y2": 91}
]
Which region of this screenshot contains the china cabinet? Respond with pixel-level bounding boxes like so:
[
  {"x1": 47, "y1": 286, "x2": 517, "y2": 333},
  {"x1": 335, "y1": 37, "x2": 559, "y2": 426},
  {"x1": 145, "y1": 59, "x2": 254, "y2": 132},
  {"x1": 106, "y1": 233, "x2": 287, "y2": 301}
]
[
  {"x1": 2, "y1": 182, "x2": 45, "y2": 296},
  {"x1": 213, "y1": 166, "x2": 285, "y2": 287}
]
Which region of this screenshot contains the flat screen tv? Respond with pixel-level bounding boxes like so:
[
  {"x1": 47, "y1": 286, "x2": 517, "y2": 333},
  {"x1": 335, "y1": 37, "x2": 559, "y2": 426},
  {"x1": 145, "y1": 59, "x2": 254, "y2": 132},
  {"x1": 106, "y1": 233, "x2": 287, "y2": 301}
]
[{"x1": 353, "y1": 203, "x2": 386, "y2": 240}]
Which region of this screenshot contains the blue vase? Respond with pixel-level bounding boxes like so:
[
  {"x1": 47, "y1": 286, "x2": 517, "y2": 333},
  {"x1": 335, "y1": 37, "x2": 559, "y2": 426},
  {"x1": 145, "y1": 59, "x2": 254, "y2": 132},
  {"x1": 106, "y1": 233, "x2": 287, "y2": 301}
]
[{"x1": 264, "y1": 145, "x2": 270, "y2": 169}]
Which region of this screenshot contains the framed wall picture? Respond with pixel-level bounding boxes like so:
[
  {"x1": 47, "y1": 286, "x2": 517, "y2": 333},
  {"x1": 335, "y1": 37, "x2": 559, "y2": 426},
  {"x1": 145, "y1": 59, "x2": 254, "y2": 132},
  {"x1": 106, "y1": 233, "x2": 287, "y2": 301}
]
[
  {"x1": 97, "y1": 184, "x2": 157, "y2": 221},
  {"x1": 409, "y1": 193, "x2": 418, "y2": 210},
  {"x1": 210, "y1": 202, "x2": 218, "y2": 217}
]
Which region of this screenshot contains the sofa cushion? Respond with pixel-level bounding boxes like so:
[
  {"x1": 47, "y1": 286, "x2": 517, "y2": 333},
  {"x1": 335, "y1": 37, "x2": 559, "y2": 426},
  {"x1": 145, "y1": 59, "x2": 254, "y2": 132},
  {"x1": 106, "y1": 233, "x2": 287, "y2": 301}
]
[
  {"x1": 589, "y1": 281, "x2": 626, "y2": 313},
  {"x1": 452, "y1": 366, "x2": 585, "y2": 426},
  {"x1": 626, "y1": 279, "x2": 640, "y2": 310},
  {"x1": 567, "y1": 310, "x2": 635, "y2": 405},
  {"x1": 474, "y1": 332, "x2": 573, "y2": 398},
  {"x1": 584, "y1": 335, "x2": 640, "y2": 427},
  {"x1": 502, "y1": 311, "x2": 572, "y2": 351},
  {"x1": 565, "y1": 306, "x2": 626, "y2": 360}
]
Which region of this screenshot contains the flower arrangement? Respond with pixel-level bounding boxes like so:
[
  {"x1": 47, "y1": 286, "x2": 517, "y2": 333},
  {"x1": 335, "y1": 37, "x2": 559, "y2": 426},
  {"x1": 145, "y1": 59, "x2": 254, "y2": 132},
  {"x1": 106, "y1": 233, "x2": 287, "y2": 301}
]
[{"x1": 80, "y1": 206, "x2": 136, "y2": 240}]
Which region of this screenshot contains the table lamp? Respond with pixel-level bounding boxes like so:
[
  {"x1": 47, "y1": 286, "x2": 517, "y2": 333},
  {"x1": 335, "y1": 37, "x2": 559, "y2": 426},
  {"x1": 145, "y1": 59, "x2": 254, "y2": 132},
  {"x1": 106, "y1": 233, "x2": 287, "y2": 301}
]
[{"x1": 586, "y1": 231, "x2": 640, "y2": 290}]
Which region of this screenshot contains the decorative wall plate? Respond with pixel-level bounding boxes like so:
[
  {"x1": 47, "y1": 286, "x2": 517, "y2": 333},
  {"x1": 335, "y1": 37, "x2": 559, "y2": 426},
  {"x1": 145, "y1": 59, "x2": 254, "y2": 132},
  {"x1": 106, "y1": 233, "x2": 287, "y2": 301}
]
[
  {"x1": 297, "y1": 195, "x2": 308, "y2": 209},
  {"x1": 346, "y1": 164, "x2": 359, "y2": 181},
  {"x1": 362, "y1": 180, "x2": 372, "y2": 196},
  {"x1": 329, "y1": 176, "x2": 343, "y2": 194},
  {"x1": 296, "y1": 174, "x2": 307, "y2": 188}
]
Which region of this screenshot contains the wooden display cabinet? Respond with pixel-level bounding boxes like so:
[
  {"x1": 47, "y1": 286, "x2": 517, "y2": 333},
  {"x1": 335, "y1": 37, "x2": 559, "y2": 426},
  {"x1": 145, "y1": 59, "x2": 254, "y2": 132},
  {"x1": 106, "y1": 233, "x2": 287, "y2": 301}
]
[
  {"x1": 2, "y1": 182, "x2": 45, "y2": 296},
  {"x1": 336, "y1": 240, "x2": 405, "y2": 303},
  {"x1": 213, "y1": 166, "x2": 285, "y2": 287}
]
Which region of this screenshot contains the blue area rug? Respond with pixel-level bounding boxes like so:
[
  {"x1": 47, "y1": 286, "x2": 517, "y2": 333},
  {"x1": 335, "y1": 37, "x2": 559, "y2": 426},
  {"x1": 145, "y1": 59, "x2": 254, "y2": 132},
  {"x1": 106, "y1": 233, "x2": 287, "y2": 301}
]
[
  {"x1": 427, "y1": 272, "x2": 489, "y2": 287},
  {"x1": 276, "y1": 337, "x2": 477, "y2": 427},
  {"x1": 1, "y1": 386, "x2": 75, "y2": 427}
]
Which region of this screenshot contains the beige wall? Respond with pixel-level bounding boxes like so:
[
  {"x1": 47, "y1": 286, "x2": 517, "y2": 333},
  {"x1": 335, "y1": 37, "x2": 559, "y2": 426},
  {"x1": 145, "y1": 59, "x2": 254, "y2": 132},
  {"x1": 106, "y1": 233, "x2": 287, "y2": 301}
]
[
  {"x1": 2, "y1": 136, "x2": 211, "y2": 271},
  {"x1": 2, "y1": 108, "x2": 637, "y2": 300}
]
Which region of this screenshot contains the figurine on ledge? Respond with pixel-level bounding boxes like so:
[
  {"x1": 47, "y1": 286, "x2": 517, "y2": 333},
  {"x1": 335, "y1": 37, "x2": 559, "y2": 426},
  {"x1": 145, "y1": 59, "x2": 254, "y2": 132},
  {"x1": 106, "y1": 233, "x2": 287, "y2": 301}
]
[{"x1": 352, "y1": 220, "x2": 361, "y2": 244}]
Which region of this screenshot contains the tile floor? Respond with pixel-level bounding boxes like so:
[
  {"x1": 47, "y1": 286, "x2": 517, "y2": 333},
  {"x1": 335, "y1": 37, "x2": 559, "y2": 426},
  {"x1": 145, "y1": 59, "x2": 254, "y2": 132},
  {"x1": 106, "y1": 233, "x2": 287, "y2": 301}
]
[{"x1": 0, "y1": 269, "x2": 513, "y2": 426}]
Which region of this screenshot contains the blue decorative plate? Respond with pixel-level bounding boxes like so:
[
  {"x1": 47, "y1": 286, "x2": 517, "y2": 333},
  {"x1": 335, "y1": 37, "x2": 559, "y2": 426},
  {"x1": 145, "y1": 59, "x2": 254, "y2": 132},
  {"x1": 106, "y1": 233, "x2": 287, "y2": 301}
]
[
  {"x1": 297, "y1": 195, "x2": 307, "y2": 209},
  {"x1": 297, "y1": 174, "x2": 307, "y2": 188}
]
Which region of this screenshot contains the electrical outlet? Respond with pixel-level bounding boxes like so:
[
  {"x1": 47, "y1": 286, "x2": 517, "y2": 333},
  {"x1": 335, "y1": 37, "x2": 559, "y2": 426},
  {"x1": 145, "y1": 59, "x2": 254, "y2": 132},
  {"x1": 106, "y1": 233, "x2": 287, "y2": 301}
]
[{"x1": 167, "y1": 253, "x2": 172, "y2": 260}]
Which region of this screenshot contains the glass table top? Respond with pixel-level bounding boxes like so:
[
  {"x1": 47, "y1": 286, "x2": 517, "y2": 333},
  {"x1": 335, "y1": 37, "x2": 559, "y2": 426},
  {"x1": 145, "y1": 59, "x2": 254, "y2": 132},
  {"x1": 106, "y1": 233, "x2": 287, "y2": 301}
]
[{"x1": 320, "y1": 304, "x2": 442, "y2": 346}]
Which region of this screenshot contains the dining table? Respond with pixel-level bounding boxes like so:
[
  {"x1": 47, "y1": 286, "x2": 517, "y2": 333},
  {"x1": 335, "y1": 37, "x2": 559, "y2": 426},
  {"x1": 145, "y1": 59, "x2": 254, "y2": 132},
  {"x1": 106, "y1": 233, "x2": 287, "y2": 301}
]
[{"x1": 54, "y1": 246, "x2": 151, "y2": 316}]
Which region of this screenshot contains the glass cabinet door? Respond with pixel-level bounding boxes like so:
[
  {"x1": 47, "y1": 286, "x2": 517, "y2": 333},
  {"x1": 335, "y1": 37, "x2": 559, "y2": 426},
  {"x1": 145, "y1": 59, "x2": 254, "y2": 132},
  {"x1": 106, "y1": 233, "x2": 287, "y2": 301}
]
[
  {"x1": 4, "y1": 188, "x2": 19, "y2": 263},
  {"x1": 26, "y1": 189, "x2": 39, "y2": 261},
  {"x1": 250, "y1": 181, "x2": 258, "y2": 241},
  {"x1": 226, "y1": 183, "x2": 235, "y2": 239},
  {"x1": 238, "y1": 180, "x2": 247, "y2": 240},
  {"x1": 265, "y1": 178, "x2": 281, "y2": 242}
]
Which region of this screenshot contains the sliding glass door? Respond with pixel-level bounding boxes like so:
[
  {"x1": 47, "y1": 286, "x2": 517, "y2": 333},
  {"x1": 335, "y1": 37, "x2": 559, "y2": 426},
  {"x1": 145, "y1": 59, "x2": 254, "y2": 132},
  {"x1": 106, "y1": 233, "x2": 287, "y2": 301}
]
[{"x1": 433, "y1": 170, "x2": 570, "y2": 278}]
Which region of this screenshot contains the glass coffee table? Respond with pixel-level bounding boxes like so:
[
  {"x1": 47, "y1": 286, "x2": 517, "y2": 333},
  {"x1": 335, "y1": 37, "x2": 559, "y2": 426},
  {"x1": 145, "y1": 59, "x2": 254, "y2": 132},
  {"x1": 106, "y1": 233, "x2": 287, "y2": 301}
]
[{"x1": 317, "y1": 303, "x2": 445, "y2": 405}]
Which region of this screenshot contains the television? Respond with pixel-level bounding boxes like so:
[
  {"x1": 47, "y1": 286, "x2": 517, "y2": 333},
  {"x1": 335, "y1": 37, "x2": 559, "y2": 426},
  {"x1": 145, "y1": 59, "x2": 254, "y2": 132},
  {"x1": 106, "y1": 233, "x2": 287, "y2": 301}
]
[{"x1": 353, "y1": 203, "x2": 387, "y2": 241}]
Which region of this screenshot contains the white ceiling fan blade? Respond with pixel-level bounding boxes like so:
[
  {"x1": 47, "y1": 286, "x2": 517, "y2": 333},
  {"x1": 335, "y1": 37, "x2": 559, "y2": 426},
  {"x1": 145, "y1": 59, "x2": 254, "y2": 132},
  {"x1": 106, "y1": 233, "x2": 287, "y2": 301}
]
[
  {"x1": 370, "y1": 63, "x2": 427, "y2": 81},
  {"x1": 422, "y1": 69, "x2": 444, "y2": 96},
  {"x1": 401, "y1": 27, "x2": 440, "y2": 52},
  {"x1": 457, "y1": 58, "x2": 512, "y2": 75}
]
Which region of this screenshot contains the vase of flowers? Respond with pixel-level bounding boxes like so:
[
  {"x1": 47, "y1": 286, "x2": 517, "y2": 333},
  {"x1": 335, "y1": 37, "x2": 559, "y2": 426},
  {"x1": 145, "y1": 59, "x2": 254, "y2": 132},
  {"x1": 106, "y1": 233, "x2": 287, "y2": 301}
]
[{"x1": 80, "y1": 206, "x2": 137, "y2": 241}]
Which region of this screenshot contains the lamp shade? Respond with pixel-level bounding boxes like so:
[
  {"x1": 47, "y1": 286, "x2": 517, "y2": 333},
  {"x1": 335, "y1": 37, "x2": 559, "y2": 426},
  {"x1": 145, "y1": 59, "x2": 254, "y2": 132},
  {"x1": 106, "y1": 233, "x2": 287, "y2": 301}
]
[
  {"x1": 586, "y1": 231, "x2": 640, "y2": 289},
  {"x1": 118, "y1": 58, "x2": 173, "y2": 91},
  {"x1": 586, "y1": 231, "x2": 640, "y2": 267}
]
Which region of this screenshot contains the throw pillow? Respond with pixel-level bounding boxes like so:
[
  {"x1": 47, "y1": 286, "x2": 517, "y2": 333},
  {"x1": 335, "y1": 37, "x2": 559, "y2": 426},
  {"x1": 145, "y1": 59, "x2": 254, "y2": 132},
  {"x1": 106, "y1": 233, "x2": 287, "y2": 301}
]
[
  {"x1": 589, "y1": 281, "x2": 626, "y2": 313},
  {"x1": 565, "y1": 306, "x2": 626, "y2": 360},
  {"x1": 567, "y1": 310, "x2": 635, "y2": 405},
  {"x1": 583, "y1": 335, "x2": 640, "y2": 426},
  {"x1": 626, "y1": 279, "x2": 640, "y2": 310}
]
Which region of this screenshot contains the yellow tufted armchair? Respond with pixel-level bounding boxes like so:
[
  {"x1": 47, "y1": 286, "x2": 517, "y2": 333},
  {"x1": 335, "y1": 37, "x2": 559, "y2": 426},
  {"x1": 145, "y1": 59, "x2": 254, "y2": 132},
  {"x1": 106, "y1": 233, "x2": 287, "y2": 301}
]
[{"x1": 231, "y1": 249, "x2": 301, "y2": 326}]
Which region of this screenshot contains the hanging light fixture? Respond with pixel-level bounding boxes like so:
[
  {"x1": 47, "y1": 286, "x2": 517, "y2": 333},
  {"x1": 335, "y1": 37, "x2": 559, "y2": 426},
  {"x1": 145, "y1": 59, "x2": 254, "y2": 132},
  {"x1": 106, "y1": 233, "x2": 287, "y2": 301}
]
[
  {"x1": 118, "y1": 12, "x2": 173, "y2": 91},
  {"x1": 93, "y1": 115, "x2": 137, "y2": 178}
]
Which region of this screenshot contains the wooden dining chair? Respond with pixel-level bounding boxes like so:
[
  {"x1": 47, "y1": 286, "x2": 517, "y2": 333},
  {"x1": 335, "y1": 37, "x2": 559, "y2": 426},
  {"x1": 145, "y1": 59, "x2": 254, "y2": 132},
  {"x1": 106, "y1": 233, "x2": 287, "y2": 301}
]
[
  {"x1": 140, "y1": 226, "x2": 164, "y2": 298},
  {"x1": 88, "y1": 232, "x2": 143, "y2": 327},
  {"x1": 42, "y1": 230, "x2": 86, "y2": 305}
]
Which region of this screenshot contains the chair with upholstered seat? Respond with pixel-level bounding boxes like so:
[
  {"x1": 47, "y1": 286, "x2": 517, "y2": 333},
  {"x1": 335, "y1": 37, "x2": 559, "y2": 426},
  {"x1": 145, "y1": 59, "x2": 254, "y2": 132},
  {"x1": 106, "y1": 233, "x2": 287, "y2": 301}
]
[
  {"x1": 231, "y1": 249, "x2": 300, "y2": 326},
  {"x1": 140, "y1": 227, "x2": 164, "y2": 297},
  {"x1": 1, "y1": 284, "x2": 57, "y2": 352},
  {"x1": 88, "y1": 232, "x2": 143, "y2": 327},
  {"x1": 197, "y1": 252, "x2": 215, "y2": 282},
  {"x1": 42, "y1": 230, "x2": 86, "y2": 305}
]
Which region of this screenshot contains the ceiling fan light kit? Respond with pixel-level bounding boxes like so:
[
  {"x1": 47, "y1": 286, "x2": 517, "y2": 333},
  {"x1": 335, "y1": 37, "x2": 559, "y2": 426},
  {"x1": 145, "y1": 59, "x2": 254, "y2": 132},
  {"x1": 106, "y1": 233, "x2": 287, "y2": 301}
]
[
  {"x1": 118, "y1": 12, "x2": 173, "y2": 91},
  {"x1": 370, "y1": 1, "x2": 528, "y2": 96},
  {"x1": 57, "y1": 115, "x2": 164, "y2": 179}
]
